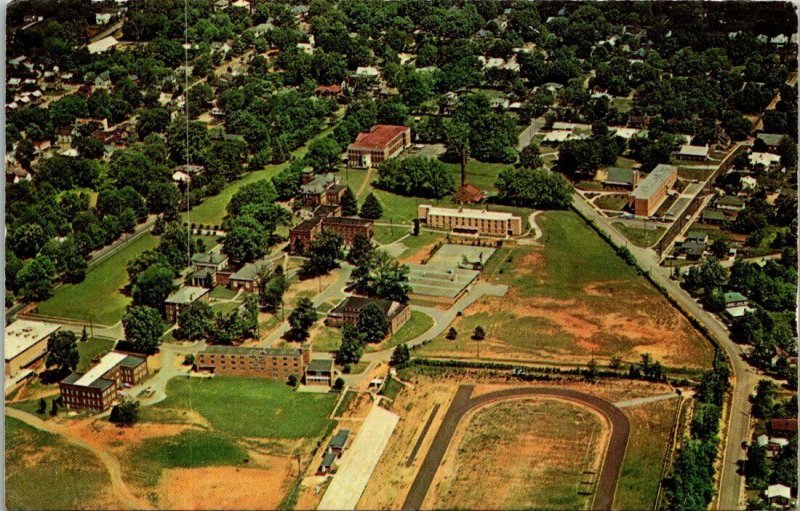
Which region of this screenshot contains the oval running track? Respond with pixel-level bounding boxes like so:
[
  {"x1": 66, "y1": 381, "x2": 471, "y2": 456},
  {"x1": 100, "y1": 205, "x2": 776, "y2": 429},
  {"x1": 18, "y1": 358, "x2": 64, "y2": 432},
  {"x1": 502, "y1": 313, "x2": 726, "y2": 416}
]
[{"x1": 401, "y1": 385, "x2": 631, "y2": 510}]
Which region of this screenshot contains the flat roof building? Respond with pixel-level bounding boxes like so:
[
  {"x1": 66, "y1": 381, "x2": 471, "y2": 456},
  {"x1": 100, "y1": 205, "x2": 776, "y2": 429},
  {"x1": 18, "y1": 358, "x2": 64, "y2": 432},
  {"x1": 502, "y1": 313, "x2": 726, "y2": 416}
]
[
  {"x1": 5, "y1": 320, "x2": 61, "y2": 378},
  {"x1": 60, "y1": 351, "x2": 148, "y2": 411},
  {"x1": 678, "y1": 144, "x2": 710, "y2": 161},
  {"x1": 165, "y1": 286, "x2": 211, "y2": 323},
  {"x1": 417, "y1": 205, "x2": 522, "y2": 237},
  {"x1": 195, "y1": 344, "x2": 312, "y2": 381},
  {"x1": 628, "y1": 164, "x2": 678, "y2": 217}
]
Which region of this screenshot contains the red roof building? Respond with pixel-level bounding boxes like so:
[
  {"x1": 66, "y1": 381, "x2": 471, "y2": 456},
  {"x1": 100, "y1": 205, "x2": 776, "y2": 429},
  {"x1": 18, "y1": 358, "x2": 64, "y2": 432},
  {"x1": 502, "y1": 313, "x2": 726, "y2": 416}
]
[
  {"x1": 347, "y1": 124, "x2": 411, "y2": 168},
  {"x1": 454, "y1": 183, "x2": 484, "y2": 204},
  {"x1": 769, "y1": 419, "x2": 798, "y2": 435},
  {"x1": 315, "y1": 84, "x2": 343, "y2": 99}
]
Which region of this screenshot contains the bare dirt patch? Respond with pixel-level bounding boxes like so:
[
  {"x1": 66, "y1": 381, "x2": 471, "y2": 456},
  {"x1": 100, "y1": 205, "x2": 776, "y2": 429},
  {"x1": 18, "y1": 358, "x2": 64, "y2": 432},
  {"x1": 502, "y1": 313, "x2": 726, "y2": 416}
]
[
  {"x1": 160, "y1": 461, "x2": 294, "y2": 510},
  {"x1": 60, "y1": 418, "x2": 199, "y2": 455}
]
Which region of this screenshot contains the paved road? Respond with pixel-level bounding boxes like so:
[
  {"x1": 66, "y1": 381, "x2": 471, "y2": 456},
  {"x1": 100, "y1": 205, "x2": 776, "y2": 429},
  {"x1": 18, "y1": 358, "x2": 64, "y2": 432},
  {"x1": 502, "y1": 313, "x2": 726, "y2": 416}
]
[
  {"x1": 572, "y1": 195, "x2": 757, "y2": 510},
  {"x1": 401, "y1": 385, "x2": 630, "y2": 510},
  {"x1": 6, "y1": 407, "x2": 152, "y2": 510}
]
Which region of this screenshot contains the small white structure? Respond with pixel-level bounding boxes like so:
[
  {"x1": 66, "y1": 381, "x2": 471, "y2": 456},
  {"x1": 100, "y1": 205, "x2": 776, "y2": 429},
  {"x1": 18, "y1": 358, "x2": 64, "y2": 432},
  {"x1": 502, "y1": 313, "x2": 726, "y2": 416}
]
[
  {"x1": 749, "y1": 152, "x2": 781, "y2": 169},
  {"x1": 740, "y1": 176, "x2": 758, "y2": 189},
  {"x1": 87, "y1": 36, "x2": 119, "y2": 55}
]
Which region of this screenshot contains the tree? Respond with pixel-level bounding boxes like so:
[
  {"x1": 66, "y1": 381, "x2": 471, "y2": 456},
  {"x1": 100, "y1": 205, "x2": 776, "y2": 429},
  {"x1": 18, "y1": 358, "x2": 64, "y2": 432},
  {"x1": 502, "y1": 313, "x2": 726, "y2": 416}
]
[
  {"x1": 375, "y1": 157, "x2": 455, "y2": 198},
  {"x1": 752, "y1": 380, "x2": 777, "y2": 418},
  {"x1": 446, "y1": 327, "x2": 458, "y2": 340},
  {"x1": 744, "y1": 444, "x2": 770, "y2": 489},
  {"x1": 347, "y1": 232, "x2": 373, "y2": 265},
  {"x1": 288, "y1": 374, "x2": 299, "y2": 387},
  {"x1": 174, "y1": 301, "x2": 215, "y2": 340},
  {"x1": 122, "y1": 305, "x2": 165, "y2": 354},
  {"x1": 37, "y1": 398, "x2": 46, "y2": 414},
  {"x1": 132, "y1": 264, "x2": 175, "y2": 309},
  {"x1": 305, "y1": 136, "x2": 342, "y2": 172},
  {"x1": 357, "y1": 303, "x2": 389, "y2": 343},
  {"x1": 359, "y1": 192, "x2": 383, "y2": 219},
  {"x1": 222, "y1": 216, "x2": 269, "y2": 264},
  {"x1": 109, "y1": 398, "x2": 140, "y2": 426},
  {"x1": 333, "y1": 377, "x2": 345, "y2": 390},
  {"x1": 336, "y1": 324, "x2": 364, "y2": 365},
  {"x1": 472, "y1": 326, "x2": 486, "y2": 340},
  {"x1": 389, "y1": 344, "x2": 410, "y2": 367},
  {"x1": 340, "y1": 186, "x2": 358, "y2": 216},
  {"x1": 61, "y1": 238, "x2": 88, "y2": 283},
  {"x1": 519, "y1": 143, "x2": 543, "y2": 169},
  {"x1": 369, "y1": 250, "x2": 411, "y2": 303},
  {"x1": 17, "y1": 256, "x2": 56, "y2": 301},
  {"x1": 258, "y1": 265, "x2": 289, "y2": 312},
  {"x1": 495, "y1": 167, "x2": 572, "y2": 209},
  {"x1": 50, "y1": 400, "x2": 59, "y2": 416},
  {"x1": 45, "y1": 330, "x2": 79, "y2": 373},
  {"x1": 287, "y1": 297, "x2": 317, "y2": 340},
  {"x1": 300, "y1": 231, "x2": 343, "y2": 278}
]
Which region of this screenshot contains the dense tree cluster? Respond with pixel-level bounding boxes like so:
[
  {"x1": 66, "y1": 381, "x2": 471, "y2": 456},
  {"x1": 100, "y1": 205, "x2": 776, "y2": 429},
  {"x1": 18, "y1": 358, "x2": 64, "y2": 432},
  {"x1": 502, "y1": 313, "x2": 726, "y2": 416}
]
[
  {"x1": 375, "y1": 156, "x2": 454, "y2": 198},
  {"x1": 495, "y1": 167, "x2": 572, "y2": 209}
]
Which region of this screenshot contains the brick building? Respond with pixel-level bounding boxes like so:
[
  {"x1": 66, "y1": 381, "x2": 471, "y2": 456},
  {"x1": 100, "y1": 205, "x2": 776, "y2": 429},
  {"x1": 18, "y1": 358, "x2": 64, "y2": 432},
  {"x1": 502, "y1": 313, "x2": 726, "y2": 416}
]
[
  {"x1": 164, "y1": 286, "x2": 211, "y2": 323},
  {"x1": 627, "y1": 164, "x2": 678, "y2": 217},
  {"x1": 300, "y1": 171, "x2": 346, "y2": 208},
  {"x1": 347, "y1": 124, "x2": 411, "y2": 168},
  {"x1": 326, "y1": 296, "x2": 411, "y2": 335},
  {"x1": 417, "y1": 205, "x2": 522, "y2": 237},
  {"x1": 289, "y1": 216, "x2": 374, "y2": 254},
  {"x1": 60, "y1": 351, "x2": 148, "y2": 411},
  {"x1": 194, "y1": 344, "x2": 312, "y2": 381}
]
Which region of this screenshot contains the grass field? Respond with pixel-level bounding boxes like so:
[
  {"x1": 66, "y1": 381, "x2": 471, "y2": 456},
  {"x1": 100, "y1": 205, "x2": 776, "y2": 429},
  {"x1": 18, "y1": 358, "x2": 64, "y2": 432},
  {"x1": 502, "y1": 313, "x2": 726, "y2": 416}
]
[
  {"x1": 370, "y1": 310, "x2": 434, "y2": 352},
  {"x1": 419, "y1": 210, "x2": 714, "y2": 369},
  {"x1": 612, "y1": 222, "x2": 666, "y2": 248},
  {"x1": 594, "y1": 194, "x2": 628, "y2": 211},
  {"x1": 374, "y1": 224, "x2": 411, "y2": 245},
  {"x1": 77, "y1": 338, "x2": 117, "y2": 372},
  {"x1": 616, "y1": 400, "x2": 680, "y2": 510},
  {"x1": 150, "y1": 377, "x2": 337, "y2": 438},
  {"x1": 676, "y1": 166, "x2": 715, "y2": 181},
  {"x1": 37, "y1": 233, "x2": 158, "y2": 325},
  {"x1": 181, "y1": 166, "x2": 284, "y2": 226},
  {"x1": 129, "y1": 430, "x2": 248, "y2": 488},
  {"x1": 6, "y1": 417, "x2": 112, "y2": 509},
  {"x1": 427, "y1": 399, "x2": 605, "y2": 510}
]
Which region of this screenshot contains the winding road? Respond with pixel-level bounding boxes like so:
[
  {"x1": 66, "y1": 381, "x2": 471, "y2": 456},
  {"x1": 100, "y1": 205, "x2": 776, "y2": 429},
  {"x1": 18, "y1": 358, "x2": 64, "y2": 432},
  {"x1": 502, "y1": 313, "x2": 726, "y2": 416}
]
[{"x1": 401, "y1": 385, "x2": 630, "y2": 511}]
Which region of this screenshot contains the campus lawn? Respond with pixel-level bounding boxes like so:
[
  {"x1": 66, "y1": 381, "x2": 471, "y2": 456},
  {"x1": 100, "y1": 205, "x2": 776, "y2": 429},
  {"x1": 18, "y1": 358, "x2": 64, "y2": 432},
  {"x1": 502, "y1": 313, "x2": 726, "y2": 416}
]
[
  {"x1": 37, "y1": 233, "x2": 159, "y2": 325},
  {"x1": 612, "y1": 221, "x2": 667, "y2": 248},
  {"x1": 374, "y1": 224, "x2": 411, "y2": 245},
  {"x1": 77, "y1": 338, "x2": 117, "y2": 372},
  {"x1": 441, "y1": 159, "x2": 509, "y2": 192},
  {"x1": 151, "y1": 377, "x2": 337, "y2": 438},
  {"x1": 594, "y1": 194, "x2": 628, "y2": 211},
  {"x1": 6, "y1": 417, "x2": 112, "y2": 510},
  {"x1": 181, "y1": 166, "x2": 283, "y2": 227},
  {"x1": 368, "y1": 311, "x2": 435, "y2": 352}
]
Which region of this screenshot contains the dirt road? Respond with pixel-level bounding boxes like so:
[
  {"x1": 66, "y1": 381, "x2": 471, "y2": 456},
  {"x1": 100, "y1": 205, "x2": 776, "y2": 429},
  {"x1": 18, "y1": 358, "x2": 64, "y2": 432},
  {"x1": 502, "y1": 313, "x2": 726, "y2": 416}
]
[
  {"x1": 6, "y1": 407, "x2": 152, "y2": 510},
  {"x1": 401, "y1": 385, "x2": 630, "y2": 511}
]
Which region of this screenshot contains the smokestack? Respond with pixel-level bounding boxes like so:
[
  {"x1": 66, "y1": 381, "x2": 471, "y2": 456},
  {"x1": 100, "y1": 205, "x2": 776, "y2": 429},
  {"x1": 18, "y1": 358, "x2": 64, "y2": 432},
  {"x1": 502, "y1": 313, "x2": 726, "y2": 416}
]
[{"x1": 460, "y1": 147, "x2": 466, "y2": 187}]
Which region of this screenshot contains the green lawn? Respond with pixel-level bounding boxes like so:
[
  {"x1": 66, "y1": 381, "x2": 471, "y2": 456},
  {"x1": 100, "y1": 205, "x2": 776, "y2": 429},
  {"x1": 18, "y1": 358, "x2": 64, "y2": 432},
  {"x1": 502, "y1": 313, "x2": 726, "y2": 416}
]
[
  {"x1": 77, "y1": 338, "x2": 117, "y2": 372},
  {"x1": 181, "y1": 166, "x2": 284, "y2": 226},
  {"x1": 129, "y1": 430, "x2": 248, "y2": 488},
  {"x1": 374, "y1": 224, "x2": 411, "y2": 245},
  {"x1": 37, "y1": 233, "x2": 159, "y2": 325},
  {"x1": 616, "y1": 400, "x2": 680, "y2": 510},
  {"x1": 613, "y1": 222, "x2": 666, "y2": 248},
  {"x1": 151, "y1": 377, "x2": 337, "y2": 438},
  {"x1": 368, "y1": 310, "x2": 434, "y2": 352},
  {"x1": 676, "y1": 166, "x2": 715, "y2": 181},
  {"x1": 613, "y1": 156, "x2": 639, "y2": 169},
  {"x1": 6, "y1": 417, "x2": 111, "y2": 510},
  {"x1": 333, "y1": 390, "x2": 357, "y2": 417},
  {"x1": 441, "y1": 159, "x2": 509, "y2": 192},
  {"x1": 594, "y1": 195, "x2": 628, "y2": 211}
]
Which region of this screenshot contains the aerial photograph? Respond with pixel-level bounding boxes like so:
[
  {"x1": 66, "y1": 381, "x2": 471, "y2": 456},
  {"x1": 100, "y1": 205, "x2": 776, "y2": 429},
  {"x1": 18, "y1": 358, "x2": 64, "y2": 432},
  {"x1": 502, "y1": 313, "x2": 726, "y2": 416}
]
[{"x1": 2, "y1": 0, "x2": 797, "y2": 510}]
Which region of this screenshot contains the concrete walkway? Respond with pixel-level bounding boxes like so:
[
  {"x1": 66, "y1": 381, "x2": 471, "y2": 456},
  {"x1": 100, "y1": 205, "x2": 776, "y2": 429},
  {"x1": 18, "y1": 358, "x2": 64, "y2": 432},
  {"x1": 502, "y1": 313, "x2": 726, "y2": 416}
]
[{"x1": 614, "y1": 392, "x2": 681, "y2": 408}]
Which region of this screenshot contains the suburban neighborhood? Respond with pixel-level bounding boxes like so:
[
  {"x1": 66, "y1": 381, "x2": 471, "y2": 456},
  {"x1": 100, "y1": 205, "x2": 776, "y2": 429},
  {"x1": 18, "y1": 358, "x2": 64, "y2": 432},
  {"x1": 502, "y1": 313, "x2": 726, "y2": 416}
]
[{"x1": 3, "y1": 1, "x2": 797, "y2": 511}]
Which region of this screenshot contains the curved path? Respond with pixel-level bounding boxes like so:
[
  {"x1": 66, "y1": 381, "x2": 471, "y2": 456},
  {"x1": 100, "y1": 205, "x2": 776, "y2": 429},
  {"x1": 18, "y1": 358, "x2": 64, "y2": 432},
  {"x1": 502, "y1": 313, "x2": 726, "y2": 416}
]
[
  {"x1": 6, "y1": 407, "x2": 152, "y2": 510},
  {"x1": 402, "y1": 385, "x2": 630, "y2": 511}
]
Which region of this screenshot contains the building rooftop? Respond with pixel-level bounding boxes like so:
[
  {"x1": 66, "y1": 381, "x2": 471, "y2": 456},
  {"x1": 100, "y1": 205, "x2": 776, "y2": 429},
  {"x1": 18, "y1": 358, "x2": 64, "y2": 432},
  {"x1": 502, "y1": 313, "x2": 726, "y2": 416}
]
[
  {"x1": 230, "y1": 260, "x2": 269, "y2": 281},
  {"x1": 723, "y1": 292, "x2": 748, "y2": 304},
  {"x1": 329, "y1": 429, "x2": 350, "y2": 449},
  {"x1": 5, "y1": 320, "x2": 61, "y2": 361},
  {"x1": 301, "y1": 173, "x2": 337, "y2": 195},
  {"x1": 292, "y1": 217, "x2": 324, "y2": 233},
  {"x1": 749, "y1": 152, "x2": 781, "y2": 167},
  {"x1": 421, "y1": 205, "x2": 521, "y2": 223},
  {"x1": 165, "y1": 286, "x2": 210, "y2": 305},
  {"x1": 307, "y1": 359, "x2": 334, "y2": 373},
  {"x1": 200, "y1": 345, "x2": 303, "y2": 357},
  {"x1": 701, "y1": 209, "x2": 727, "y2": 221},
  {"x1": 766, "y1": 484, "x2": 791, "y2": 500},
  {"x1": 321, "y1": 451, "x2": 337, "y2": 467},
  {"x1": 454, "y1": 184, "x2": 484, "y2": 203},
  {"x1": 74, "y1": 352, "x2": 127, "y2": 387},
  {"x1": 349, "y1": 125, "x2": 408, "y2": 150},
  {"x1": 605, "y1": 167, "x2": 635, "y2": 185},
  {"x1": 630, "y1": 164, "x2": 677, "y2": 200},
  {"x1": 192, "y1": 252, "x2": 228, "y2": 265},
  {"x1": 716, "y1": 195, "x2": 745, "y2": 207},
  {"x1": 678, "y1": 144, "x2": 709, "y2": 157},
  {"x1": 87, "y1": 35, "x2": 119, "y2": 54},
  {"x1": 323, "y1": 216, "x2": 373, "y2": 228},
  {"x1": 118, "y1": 355, "x2": 147, "y2": 368}
]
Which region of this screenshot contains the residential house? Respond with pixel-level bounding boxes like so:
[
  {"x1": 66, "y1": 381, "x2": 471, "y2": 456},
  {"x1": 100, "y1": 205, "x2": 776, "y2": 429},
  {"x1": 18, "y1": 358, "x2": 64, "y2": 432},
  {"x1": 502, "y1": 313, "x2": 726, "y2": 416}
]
[
  {"x1": 701, "y1": 208, "x2": 727, "y2": 225},
  {"x1": 453, "y1": 183, "x2": 484, "y2": 205},
  {"x1": 677, "y1": 144, "x2": 710, "y2": 161},
  {"x1": 756, "y1": 133, "x2": 785, "y2": 152},
  {"x1": 749, "y1": 152, "x2": 782, "y2": 170},
  {"x1": 229, "y1": 259, "x2": 270, "y2": 293},
  {"x1": 317, "y1": 451, "x2": 337, "y2": 475},
  {"x1": 765, "y1": 484, "x2": 792, "y2": 509},
  {"x1": 768, "y1": 419, "x2": 798, "y2": 436},
  {"x1": 326, "y1": 429, "x2": 350, "y2": 455},
  {"x1": 715, "y1": 195, "x2": 745, "y2": 211}
]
